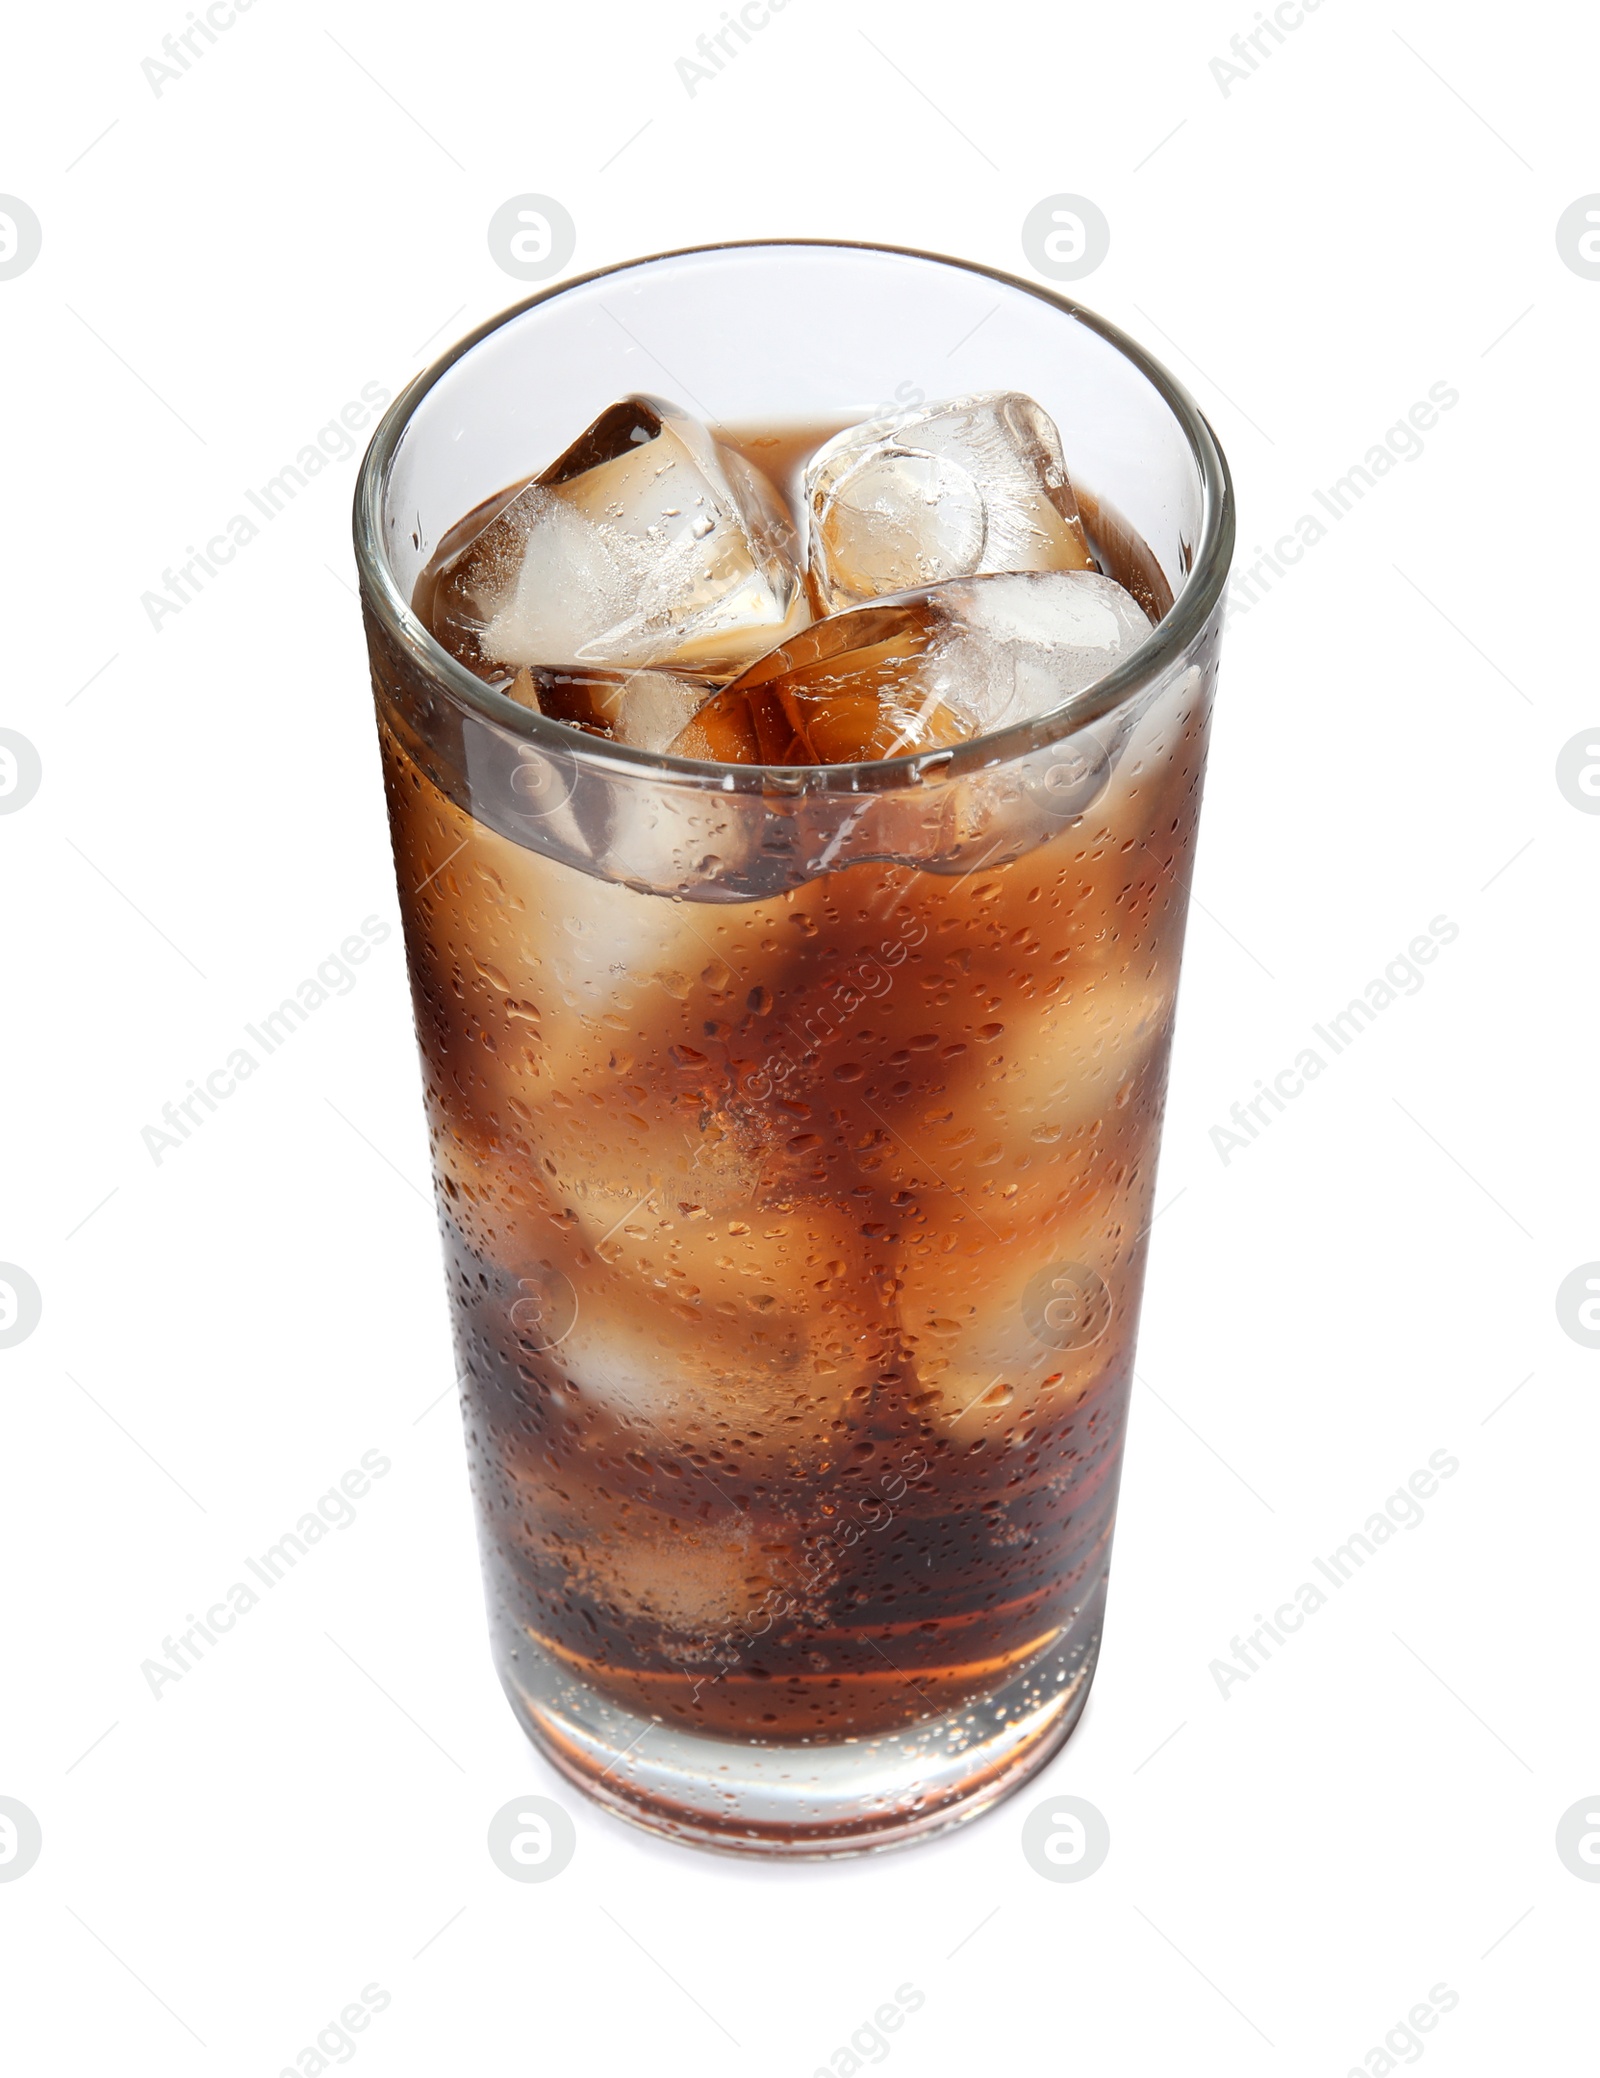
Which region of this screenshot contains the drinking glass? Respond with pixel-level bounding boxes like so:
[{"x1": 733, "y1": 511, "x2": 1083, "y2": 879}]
[{"x1": 354, "y1": 239, "x2": 1234, "y2": 1855}]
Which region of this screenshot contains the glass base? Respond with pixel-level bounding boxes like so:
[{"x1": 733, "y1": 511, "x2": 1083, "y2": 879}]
[{"x1": 496, "y1": 1574, "x2": 1106, "y2": 1859}]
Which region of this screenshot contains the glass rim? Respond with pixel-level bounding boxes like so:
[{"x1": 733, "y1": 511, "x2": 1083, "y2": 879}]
[{"x1": 353, "y1": 236, "x2": 1235, "y2": 795}]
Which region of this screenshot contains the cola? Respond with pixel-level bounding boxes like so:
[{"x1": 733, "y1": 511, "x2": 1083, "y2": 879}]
[{"x1": 384, "y1": 412, "x2": 1202, "y2": 1745}]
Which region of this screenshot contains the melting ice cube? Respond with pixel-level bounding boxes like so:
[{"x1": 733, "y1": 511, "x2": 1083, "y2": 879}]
[
  {"x1": 670, "y1": 570, "x2": 1152, "y2": 766},
  {"x1": 508, "y1": 664, "x2": 717, "y2": 754},
  {"x1": 431, "y1": 395, "x2": 810, "y2": 682},
  {"x1": 804, "y1": 390, "x2": 1095, "y2": 612}
]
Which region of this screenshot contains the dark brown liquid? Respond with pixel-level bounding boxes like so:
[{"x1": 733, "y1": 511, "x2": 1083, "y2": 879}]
[{"x1": 390, "y1": 413, "x2": 1198, "y2": 1740}]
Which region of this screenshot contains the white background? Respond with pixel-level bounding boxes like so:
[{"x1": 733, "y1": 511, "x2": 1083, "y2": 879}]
[{"x1": 3, "y1": 1, "x2": 1596, "y2": 2071}]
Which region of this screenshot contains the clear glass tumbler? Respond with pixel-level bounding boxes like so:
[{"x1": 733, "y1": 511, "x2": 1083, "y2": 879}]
[{"x1": 354, "y1": 240, "x2": 1233, "y2": 1856}]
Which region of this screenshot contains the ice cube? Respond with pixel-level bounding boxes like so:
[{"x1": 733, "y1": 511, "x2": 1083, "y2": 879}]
[
  {"x1": 530, "y1": 1189, "x2": 895, "y2": 1480},
  {"x1": 805, "y1": 391, "x2": 1095, "y2": 612},
  {"x1": 575, "y1": 1516, "x2": 782, "y2": 1639},
  {"x1": 509, "y1": 663, "x2": 716, "y2": 752},
  {"x1": 669, "y1": 571, "x2": 1151, "y2": 766},
  {"x1": 895, "y1": 1191, "x2": 1138, "y2": 1437},
  {"x1": 671, "y1": 592, "x2": 970, "y2": 765},
  {"x1": 431, "y1": 395, "x2": 810, "y2": 681}
]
